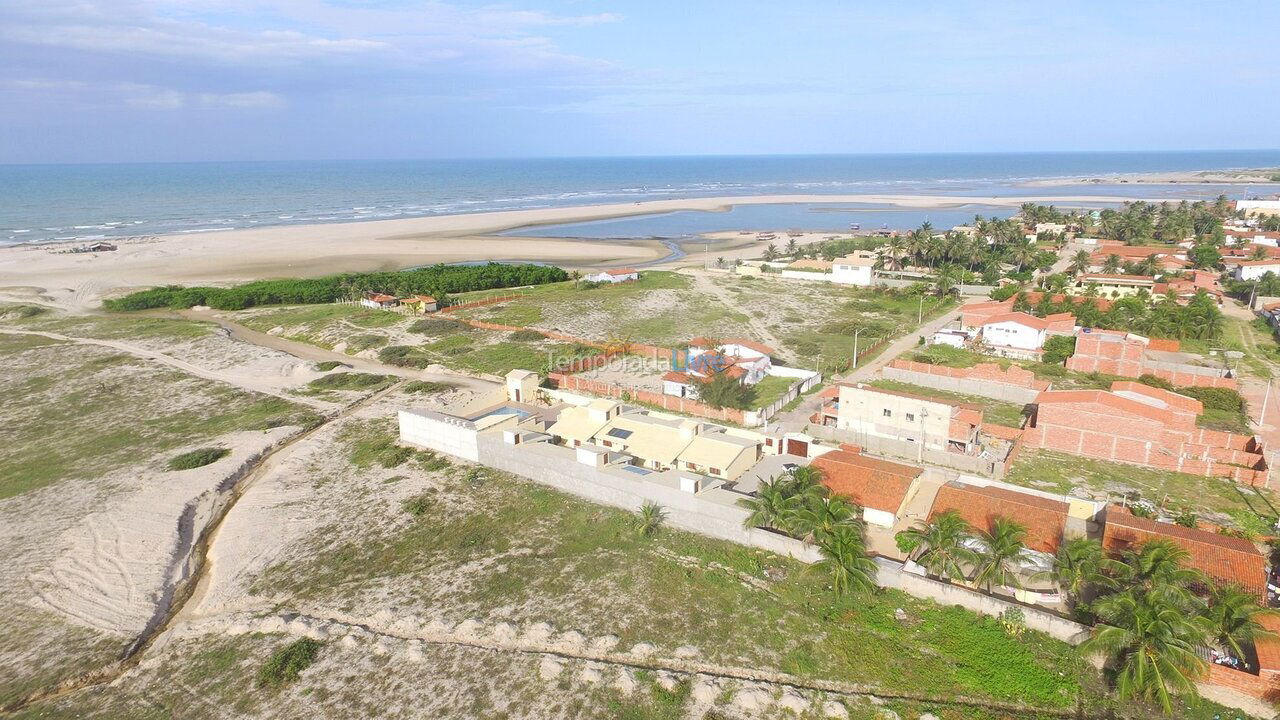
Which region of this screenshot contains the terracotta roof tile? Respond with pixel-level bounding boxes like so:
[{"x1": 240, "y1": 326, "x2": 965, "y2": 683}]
[
  {"x1": 929, "y1": 481, "x2": 1069, "y2": 553},
  {"x1": 1102, "y1": 506, "x2": 1266, "y2": 599},
  {"x1": 812, "y1": 449, "x2": 922, "y2": 514}
]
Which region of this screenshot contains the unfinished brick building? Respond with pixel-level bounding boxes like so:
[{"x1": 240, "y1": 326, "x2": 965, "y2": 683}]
[
  {"x1": 1066, "y1": 328, "x2": 1236, "y2": 388},
  {"x1": 1023, "y1": 381, "x2": 1269, "y2": 486}
]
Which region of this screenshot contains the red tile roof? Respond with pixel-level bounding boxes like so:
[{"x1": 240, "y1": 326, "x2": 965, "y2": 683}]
[
  {"x1": 366, "y1": 293, "x2": 397, "y2": 303},
  {"x1": 605, "y1": 268, "x2": 639, "y2": 276},
  {"x1": 1102, "y1": 506, "x2": 1266, "y2": 599},
  {"x1": 929, "y1": 481, "x2": 1070, "y2": 553},
  {"x1": 687, "y1": 337, "x2": 776, "y2": 357},
  {"x1": 979, "y1": 311, "x2": 1054, "y2": 331},
  {"x1": 812, "y1": 449, "x2": 922, "y2": 514},
  {"x1": 1078, "y1": 273, "x2": 1156, "y2": 283}
]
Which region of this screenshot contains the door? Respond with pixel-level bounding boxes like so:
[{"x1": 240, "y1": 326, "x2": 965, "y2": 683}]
[{"x1": 785, "y1": 439, "x2": 808, "y2": 457}]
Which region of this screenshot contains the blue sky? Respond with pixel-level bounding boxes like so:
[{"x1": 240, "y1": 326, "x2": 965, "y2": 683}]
[{"x1": 1, "y1": 0, "x2": 1277, "y2": 163}]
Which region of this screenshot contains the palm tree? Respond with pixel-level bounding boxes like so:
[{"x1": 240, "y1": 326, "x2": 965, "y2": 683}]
[
  {"x1": 1049, "y1": 537, "x2": 1117, "y2": 610},
  {"x1": 632, "y1": 501, "x2": 667, "y2": 538},
  {"x1": 1068, "y1": 249, "x2": 1091, "y2": 275},
  {"x1": 786, "y1": 494, "x2": 862, "y2": 544},
  {"x1": 1082, "y1": 590, "x2": 1208, "y2": 715},
  {"x1": 1117, "y1": 539, "x2": 1206, "y2": 598},
  {"x1": 897, "y1": 510, "x2": 976, "y2": 583},
  {"x1": 883, "y1": 235, "x2": 907, "y2": 271},
  {"x1": 1102, "y1": 254, "x2": 1123, "y2": 274},
  {"x1": 970, "y1": 516, "x2": 1028, "y2": 592},
  {"x1": 933, "y1": 264, "x2": 962, "y2": 297},
  {"x1": 1201, "y1": 585, "x2": 1280, "y2": 660},
  {"x1": 815, "y1": 525, "x2": 878, "y2": 596},
  {"x1": 738, "y1": 477, "x2": 797, "y2": 531}
]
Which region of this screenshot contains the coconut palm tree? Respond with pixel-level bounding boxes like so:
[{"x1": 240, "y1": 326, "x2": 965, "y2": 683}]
[
  {"x1": 632, "y1": 501, "x2": 667, "y2": 538},
  {"x1": 1068, "y1": 249, "x2": 1092, "y2": 275},
  {"x1": 1201, "y1": 584, "x2": 1280, "y2": 660},
  {"x1": 815, "y1": 524, "x2": 878, "y2": 596},
  {"x1": 786, "y1": 494, "x2": 862, "y2": 544},
  {"x1": 1102, "y1": 254, "x2": 1123, "y2": 274},
  {"x1": 1116, "y1": 539, "x2": 1206, "y2": 604},
  {"x1": 1049, "y1": 537, "x2": 1118, "y2": 611},
  {"x1": 970, "y1": 516, "x2": 1028, "y2": 592},
  {"x1": 897, "y1": 510, "x2": 976, "y2": 583},
  {"x1": 1082, "y1": 589, "x2": 1209, "y2": 715},
  {"x1": 738, "y1": 476, "x2": 797, "y2": 531}
]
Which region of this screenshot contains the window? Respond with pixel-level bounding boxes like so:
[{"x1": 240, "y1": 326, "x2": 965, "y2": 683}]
[
  {"x1": 882, "y1": 408, "x2": 892, "y2": 417},
  {"x1": 607, "y1": 428, "x2": 633, "y2": 439},
  {"x1": 906, "y1": 413, "x2": 915, "y2": 422},
  {"x1": 710, "y1": 468, "x2": 721, "y2": 476},
  {"x1": 602, "y1": 440, "x2": 612, "y2": 447}
]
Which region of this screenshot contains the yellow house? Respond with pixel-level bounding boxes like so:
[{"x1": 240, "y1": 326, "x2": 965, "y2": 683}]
[
  {"x1": 400, "y1": 295, "x2": 440, "y2": 313},
  {"x1": 676, "y1": 431, "x2": 760, "y2": 481},
  {"x1": 546, "y1": 399, "x2": 621, "y2": 446}
]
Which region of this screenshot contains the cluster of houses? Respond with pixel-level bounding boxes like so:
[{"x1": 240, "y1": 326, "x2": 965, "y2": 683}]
[
  {"x1": 360, "y1": 292, "x2": 441, "y2": 313},
  {"x1": 735, "y1": 251, "x2": 878, "y2": 286}
]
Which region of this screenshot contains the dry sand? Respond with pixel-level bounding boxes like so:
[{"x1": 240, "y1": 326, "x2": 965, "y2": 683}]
[
  {"x1": 0, "y1": 192, "x2": 1163, "y2": 311},
  {"x1": 1024, "y1": 168, "x2": 1280, "y2": 187}
]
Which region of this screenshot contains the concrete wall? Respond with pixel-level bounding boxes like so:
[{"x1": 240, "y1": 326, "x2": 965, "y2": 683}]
[
  {"x1": 475, "y1": 434, "x2": 824, "y2": 562},
  {"x1": 872, "y1": 558, "x2": 1090, "y2": 644},
  {"x1": 399, "y1": 409, "x2": 482, "y2": 462}
]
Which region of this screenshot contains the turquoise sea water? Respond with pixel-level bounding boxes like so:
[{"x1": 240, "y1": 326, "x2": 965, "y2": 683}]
[{"x1": 2, "y1": 151, "x2": 1278, "y2": 245}]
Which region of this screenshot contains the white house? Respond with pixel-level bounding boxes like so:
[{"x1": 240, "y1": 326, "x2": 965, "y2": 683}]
[
  {"x1": 831, "y1": 251, "x2": 876, "y2": 286},
  {"x1": 360, "y1": 293, "x2": 399, "y2": 310},
  {"x1": 1234, "y1": 260, "x2": 1280, "y2": 282},
  {"x1": 584, "y1": 268, "x2": 639, "y2": 283},
  {"x1": 974, "y1": 311, "x2": 1074, "y2": 358},
  {"x1": 930, "y1": 329, "x2": 970, "y2": 348}
]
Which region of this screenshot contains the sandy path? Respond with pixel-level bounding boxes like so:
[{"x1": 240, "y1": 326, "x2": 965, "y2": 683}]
[
  {"x1": 0, "y1": 329, "x2": 318, "y2": 404},
  {"x1": 680, "y1": 269, "x2": 796, "y2": 363}
]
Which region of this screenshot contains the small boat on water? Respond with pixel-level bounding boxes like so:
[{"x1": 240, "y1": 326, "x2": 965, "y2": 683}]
[{"x1": 850, "y1": 223, "x2": 861, "y2": 231}]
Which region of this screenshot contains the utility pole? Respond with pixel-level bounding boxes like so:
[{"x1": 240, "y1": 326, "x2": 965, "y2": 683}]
[
  {"x1": 918, "y1": 293, "x2": 924, "y2": 324},
  {"x1": 1262, "y1": 380, "x2": 1273, "y2": 431},
  {"x1": 852, "y1": 327, "x2": 863, "y2": 370}
]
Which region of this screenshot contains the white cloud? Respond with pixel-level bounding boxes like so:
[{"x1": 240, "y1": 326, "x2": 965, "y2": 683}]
[{"x1": 198, "y1": 91, "x2": 286, "y2": 109}]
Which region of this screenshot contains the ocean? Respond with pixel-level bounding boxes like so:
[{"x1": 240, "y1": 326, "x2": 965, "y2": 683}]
[{"x1": 3, "y1": 151, "x2": 1279, "y2": 245}]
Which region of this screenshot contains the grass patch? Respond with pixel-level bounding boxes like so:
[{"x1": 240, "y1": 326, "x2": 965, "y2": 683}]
[
  {"x1": 1004, "y1": 449, "x2": 1277, "y2": 526},
  {"x1": 509, "y1": 328, "x2": 548, "y2": 341},
  {"x1": 256, "y1": 637, "x2": 322, "y2": 688},
  {"x1": 314, "y1": 360, "x2": 347, "y2": 371},
  {"x1": 339, "y1": 419, "x2": 418, "y2": 469},
  {"x1": 403, "y1": 380, "x2": 455, "y2": 394},
  {"x1": 408, "y1": 317, "x2": 464, "y2": 335},
  {"x1": 167, "y1": 447, "x2": 231, "y2": 471},
  {"x1": 306, "y1": 372, "x2": 394, "y2": 392},
  {"x1": 749, "y1": 374, "x2": 796, "y2": 409}
]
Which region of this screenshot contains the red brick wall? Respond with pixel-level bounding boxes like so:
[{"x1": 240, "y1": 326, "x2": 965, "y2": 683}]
[{"x1": 1147, "y1": 368, "x2": 1238, "y2": 389}]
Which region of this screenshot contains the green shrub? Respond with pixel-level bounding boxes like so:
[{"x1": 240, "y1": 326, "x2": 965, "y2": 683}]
[
  {"x1": 167, "y1": 447, "x2": 230, "y2": 471},
  {"x1": 1136, "y1": 373, "x2": 1174, "y2": 390},
  {"x1": 408, "y1": 317, "x2": 462, "y2": 335},
  {"x1": 306, "y1": 372, "x2": 390, "y2": 391},
  {"x1": 402, "y1": 493, "x2": 436, "y2": 517},
  {"x1": 697, "y1": 373, "x2": 757, "y2": 410},
  {"x1": 1177, "y1": 386, "x2": 1246, "y2": 413},
  {"x1": 403, "y1": 380, "x2": 454, "y2": 394},
  {"x1": 256, "y1": 638, "x2": 322, "y2": 688},
  {"x1": 508, "y1": 329, "x2": 546, "y2": 341},
  {"x1": 346, "y1": 334, "x2": 388, "y2": 351},
  {"x1": 379, "y1": 345, "x2": 433, "y2": 369},
  {"x1": 1041, "y1": 335, "x2": 1075, "y2": 364},
  {"x1": 314, "y1": 360, "x2": 346, "y2": 371}
]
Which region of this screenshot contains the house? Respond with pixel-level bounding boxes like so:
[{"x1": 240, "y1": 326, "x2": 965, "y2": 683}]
[
  {"x1": 929, "y1": 329, "x2": 969, "y2": 348},
  {"x1": 84, "y1": 241, "x2": 117, "y2": 252},
  {"x1": 1233, "y1": 259, "x2": 1280, "y2": 282},
  {"x1": 831, "y1": 251, "x2": 876, "y2": 286},
  {"x1": 1102, "y1": 506, "x2": 1267, "y2": 599},
  {"x1": 676, "y1": 429, "x2": 761, "y2": 481},
  {"x1": 928, "y1": 481, "x2": 1070, "y2": 554},
  {"x1": 1237, "y1": 200, "x2": 1280, "y2": 217},
  {"x1": 399, "y1": 294, "x2": 439, "y2": 313},
  {"x1": 1225, "y1": 228, "x2": 1280, "y2": 246},
  {"x1": 686, "y1": 338, "x2": 773, "y2": 384},
  {"x1": 584, "y1": 268, "x2": 640, "y2": 283},
  {"x1": 505, "y1": 369, "x2": 539, "y2": 404},
  {"x1": 1072, "y1": 273, "x2": 1156, "y2": 298},
  {"x1": 360, "y1": 293, "x2": 399, "y2": 309},
  {"x1": 811, "y1": 445, "x2": 923, "y2": 527},
  {"x1": 591, "y1": 412, "x2": 698, "y2": 471},
  {"x1": 546, "y1": 398, "x2": 623, "y2": 447},
  {"x1": 975, "y1": 311, "x2": 1074, "y2": 359},
  {"x1": 832, "y1": 383, "x2": 982, "y2": 454}
]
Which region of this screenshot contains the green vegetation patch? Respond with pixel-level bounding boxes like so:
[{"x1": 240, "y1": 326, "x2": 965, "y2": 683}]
[
  {"x1": 403, "y1": 380, "x2": 455, "y2": 394},
  {"x1": 1004, "y1": 450, "x2": 1277, "y2": 529},
  {"x1": 167, "y1": 446, "x2": 231, "y2": 471},
  {"x1": 305, "y1": 372, "x2": 394, "y2": 392},
  {"x1": 256, "y1": 637, "x2": 322, "y2": 688}
]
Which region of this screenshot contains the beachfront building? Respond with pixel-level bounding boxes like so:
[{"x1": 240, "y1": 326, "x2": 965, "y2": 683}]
[
  {"x1": 830, "y1": 383, "x2": 982, "y2": 454},
  {"x1": 584, "y1": 268, "x2": 639, "y2": 283},
  {"x1": 811, "y1": 445, "x2": 923, "y2": 527},
  {"x1": 974, "y1": 311, "x2": 1074, "y2": 360},
  {"x1": 831, "y1": 251, "x2": 876, "y2": 286},
  {"x1": 1237, "y1": 200, "x2": 1280, "y2": 217},
  {"x1": 1071, "y1": 273, "x2": 1156, "y2": 298},
  {"x1": 1233, "y1": 259, "x2": 1280, "y2": 282},
  {"x1": 399, "y1": 294, "x2": 439, "y2": 313},
  {"x1": 361, "y1": 292, "x2": 400, "y2": 309}
]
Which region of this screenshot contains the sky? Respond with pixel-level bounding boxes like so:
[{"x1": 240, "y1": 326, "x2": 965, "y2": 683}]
[{"x1": 1, "y1": 0, "x2": 1278, "y2": 163}]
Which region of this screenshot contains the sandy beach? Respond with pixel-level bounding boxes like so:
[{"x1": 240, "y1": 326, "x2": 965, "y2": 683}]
[
  {"x1": 0, "y1": 192, "x2": 1170, "y2": 311},
  {"x1": 1024, "y1": 168, "x2": 1280, "y2": 187}
]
